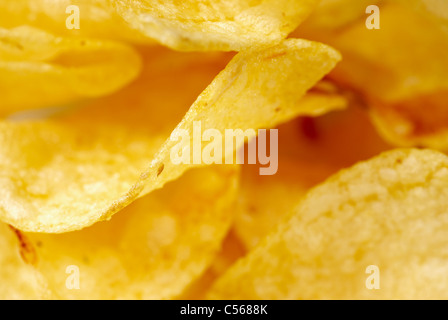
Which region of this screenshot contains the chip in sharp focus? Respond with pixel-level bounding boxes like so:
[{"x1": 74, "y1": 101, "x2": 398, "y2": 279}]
[
  {"x1": 0, "y1": 0, "x2": 148, "y2": 43},
  {"x1": 111, "y1": 0, "x2": 319, "y2": 51},
  {"x1": 0, "y1": 39, "x2": 341, "y2": 233}
]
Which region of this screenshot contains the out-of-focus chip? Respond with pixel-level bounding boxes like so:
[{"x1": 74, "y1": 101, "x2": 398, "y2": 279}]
[
  {"x1": 370, "y1": 91, "x2": 448, "y2": 150},
  {"x1": 296, "y1": 0, "x2": 380, "y2": 33},
  {"x1": 0, "y1": 223, "x2": 51, "y2": 299},
  {"x1": 0, "y1": 26, "x2": 141, "y2": 115},
  {"x1": 209, "y1": 149, "x2": 448, "y2": 299},
  {"x1": 298, "y1": 2, "x2": 448, "y2": 150},
  {"x1": 398, "y1": 0, "x2": 448, "y2": 34},
  {"x1": 111, "y1": 0, "x2": 319, "y2": 51},
  {"x1": 2, "y1": 166, "x2": 238, "y2": 299},
  {"x1": 178, "y1": 230, "x2": 247, "y2": 300},
  {"x1": 234, "y1": 103, "x2": 391, "y2": 250},
  {"x1": 362, "y1": 1, "x2": 448, "y2": 150},
  {"x1": 0, "y1": 39, "x2": 341, "y2": 233},
  {"x1": 327, "y1": 4, "x2": 448, "y2": 101},
  {"x1": 0, "y1": 0, "x2": 147, "y2": 43}
]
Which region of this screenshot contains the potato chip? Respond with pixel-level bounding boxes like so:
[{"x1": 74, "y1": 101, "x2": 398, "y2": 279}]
[
  {"x1": 296, "y1": 0, "x2": 380, "y2": 33},
  {"x1": 397, "y1": 0, "x2": 448, "y2": 34},
  {"x1": 0, "y1": 223, "x2": 50, "y2": 299},
  {"x1": 326, "y1": 4, "x2": 448, "y2": 102},
  {"x1": 179, "y1": 90, "x2": 348, "y2": 295},
  {"x1": 357, "y1": 1, "x2": 448, "y2": 150},
  {"x1": 2, "y1": 166, "x2": 238, "y2": 299},
  {"x1": 0, "y1": 0, "x2": 147, "y2": 43},
  {"x1": 234, "y1": 103, "x2": 391, "y2": 250},
  {"x1": 0, "y1": 39, "x2": 341, "y2": 233},
  {"x1": 297, "y1": 2, "x2": 448, "y2": 150},
  {"x1": 209, "y1": 149, "x2": 448, "y2": 299},
  {"x1": 178, "y1": 230, "x2": 247, "y2": 300},
  {"x1": 0, "y1": 25, "x2": 142, "y2": 115},
  {"x1": 370, "y1": 91, "x2": 448, "y2": 150},
  {"x1": 110, "y1": 0, "x2": 318, "y2": 51}
]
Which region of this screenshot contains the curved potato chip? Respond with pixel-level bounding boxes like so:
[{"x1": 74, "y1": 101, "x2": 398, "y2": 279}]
[
  {"x1": 0, "y1": 0, "x2": 147, "y2": 43},
  {"x1": 0, "y1": 39, "x2": 341, "y2": 233},
  {"x1": 111, "y1": 0, "x2": 318, "y2": 51},
  {"x1": 209, "y1": 149, "x2": 448, "y2": 299},
  {"x1": 0, "y1": 26, "x2": 141, "y2": 115},
  {"x1": 234, "y1": 104, "x2": 390, "y2": 250},
  {"x1": 2, "y1": 166, "x2": 238, "y2": 299}
]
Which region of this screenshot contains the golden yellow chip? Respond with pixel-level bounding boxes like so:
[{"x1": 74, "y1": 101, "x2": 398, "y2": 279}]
[
  {"x1": 209, "y1": 149, "x2": 448, "y2": 299},
  {"x1": 359, "y1": 1, "x2": 448, "y2": 150},
  {"x1": 297, "y1": 2, "x2": 448, "y2": 150},
  {"x1": 0, "y1": 0, "x2": 147, "y2": 42},
  {"x1": 297, "y1": 0, "x2": 380, "y2": 34},
  {"x1": 2, "y1": 166, "x2": 238, "y2": 299},
  {"x1": 398, "y1": 0, "x2": 448, "y2": 34},
  {"x1": 111, "y1": 0, "x2": 319, "y2": 51},
  {"x1": 0, "y1": 39, "x2": 341, "y2": 233},
  {"x1": 0, "y1": 26, "x2": 142, "y2": 115},
  {"x1": 178, "y1": 230, "x2": 247, "y2": 300},
  {"x1": 1, "y1": 0, "x2": 447, "y2": 302},
  {"x1": 328, "y1": 4, "x2": 448, "y2": 101},
  {"x1": 370, "y1": 91, "x2": 448, "y2": 150},
  {"x1": 0, "y1": 223, "x2": 51, "y2": 299},
  {"x1": 234, "y1": 103, "x2": 391, "y2": 250}
]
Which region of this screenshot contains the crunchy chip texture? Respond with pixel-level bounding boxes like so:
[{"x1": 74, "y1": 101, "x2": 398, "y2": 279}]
[
  {"x1": 0, "y1": 39, "x2": 341, "y2": 233},
  {"x1": 209, "y1": 149, "x2": 448, "y2": 299},
  {"x1": 0, "y1": 0, "x2": 147, "y2": 42},
  {"x1": 111, "y1": 0, "x2": 318, "y2": 51}
]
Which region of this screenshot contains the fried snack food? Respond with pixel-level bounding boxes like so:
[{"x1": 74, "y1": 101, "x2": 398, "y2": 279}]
[
  {"x1": 2, "y1": 166, "x2": 238, "y2": 299},
  {"x1": 178, "y1": 230, "x2": 247, "y2": 300},
  {"x1": 329, "y1": 4, "x2": 448, "y2": 102},
  {"x1": 234, "y1": 104, "x2": 391, "y2": 249},
  {"x1": 400, "y1": 0, "x2": 448, "y2": 34},
  {"x1": 2, "y1": 0, "x2": 447, "y2": 302},
  {"x1": 0, "y1": 25, "x2": 142, "y2": 115},
  {"x1": 0, "y1": 223, "x2": 49, "y2": 299},
  {"x1": 299, "y1": 0, "x2": 380, "y2": 31},
  {"x1": 209, "y1": 149, "x2": 448, "y2": 299},
  {"x1": 0, "y1": 0, "x2": 146, "y2": 42},
  {"x1": 364, "y1": 1, "x2": 448, "y2": 151},
  {"x1": 0, "y1": 39, "x2": 341, "y2": 233},
  {"x1": 111, "y1": 0, "x2": 318, "y2": 51},
  {"x1": 296, "y1": 2, "x2": 448, "y2": 150}
]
